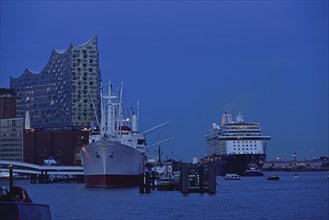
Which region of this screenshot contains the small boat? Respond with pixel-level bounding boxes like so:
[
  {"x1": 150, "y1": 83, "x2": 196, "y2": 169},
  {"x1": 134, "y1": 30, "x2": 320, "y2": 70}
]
[
  {"x1": 224, "y1": 173, "x2": 240, "y2": 180},
  {"x1": 267, "y1": 175, "x2": 280, "y2": 181},
  {"x1": 0, "y1": 186, "x2": 51, "y2": 220},
  {"x1": 156, "y1": 173, "x2": 179, "y2": 191},
  {"x1": 243, "y1": 168, "x2": 264, "y2": 176}
]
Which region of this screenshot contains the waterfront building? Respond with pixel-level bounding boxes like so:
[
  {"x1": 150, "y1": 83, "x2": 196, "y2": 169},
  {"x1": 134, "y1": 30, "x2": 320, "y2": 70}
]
[
  {"x1": 23, "y1": 130, "x2": 89, "y2": 166},
  {"x1": 0, "y1": 118, "x2": 24, "y2": 162},
  {"x1": 8, "y1": 36, "x2": 102, "y2": 165},
  {"x1": 10, "y1": 35, "x2": 101, "y2": 130},
  {"x1": 0, "y1": 88, "x2": 19, "y2": 119},
  {"x1": 0, "y1": 88, "x2": 24, "y2": 161}
]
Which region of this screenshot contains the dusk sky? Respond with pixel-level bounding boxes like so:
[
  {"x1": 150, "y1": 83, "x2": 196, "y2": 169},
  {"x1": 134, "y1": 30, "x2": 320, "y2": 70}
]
[{"x1": 1, "y1": 1, "x2": 328, "y2": 161}]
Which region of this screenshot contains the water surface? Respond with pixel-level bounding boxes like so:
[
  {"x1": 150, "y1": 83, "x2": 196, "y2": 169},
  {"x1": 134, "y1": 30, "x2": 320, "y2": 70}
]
[{"x1": 1, "y1": 171, "x2": 328, "y2": 220}]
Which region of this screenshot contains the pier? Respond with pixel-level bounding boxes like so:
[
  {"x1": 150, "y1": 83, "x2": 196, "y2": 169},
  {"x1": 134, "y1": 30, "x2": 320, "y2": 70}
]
[
  {"x1": 139, "y1": 172, "x2": 152, "y2": 194},
  {"x1": 263, "y1": 159, "x2": 329, "y2": 171},
  {"x1": 180, "y1": 163, "x2": 216, "y2": 194},
  {"x1": 139, "y1": 162, "x2": 217, "y2": 194},
  {"x1": 0, "y1": 160, "x2": 84, "y2": 184}
]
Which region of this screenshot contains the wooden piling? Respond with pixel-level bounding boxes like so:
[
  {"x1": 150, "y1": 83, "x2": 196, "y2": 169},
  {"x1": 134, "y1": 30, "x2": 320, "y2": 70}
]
[
  {"x1": 151, "y1": 171, "x2": 156, "y2": 190},
  {"x1": 39, "y1": 171, "x2": 44, "y2": 184},
  {"x1": 208, "y1": 162, "x2": 216, "y2": 194},
  {"x1": 180, "y1": 164, "x2": 189, "y2": 194},
  {"x1": 45, "y1": 171, "x2": 49, "y2": 184},
  {"x1": 30, "y1": 174, "x2": 35, "y2": 184},
  {"x1": 145, "y1": 172, "x2": 151, "y2": 193},
  {"x1": 9, "y1": 165, "x2": 13, "y2": 191},
  {"x1": 139, "y1": 173, "x2": 145, "y2": 193},
  {"x1": 199, "y1": 165, "x2": 204, "y2": 191}
]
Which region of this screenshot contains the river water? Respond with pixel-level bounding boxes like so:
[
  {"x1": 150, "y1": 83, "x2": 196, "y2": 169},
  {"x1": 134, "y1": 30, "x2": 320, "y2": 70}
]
[{"x1": 1, "y1": 171, "x2": 328, "y2": 220}]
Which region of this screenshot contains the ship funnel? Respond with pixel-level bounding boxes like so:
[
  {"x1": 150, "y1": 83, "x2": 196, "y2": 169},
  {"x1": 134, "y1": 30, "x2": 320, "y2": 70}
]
[
  {"x1": 220, "y1": 110, "x2": 232, "y2": 126},
  {"x1": 132, "y1": 114, "x2": 138, "y2": 132}
]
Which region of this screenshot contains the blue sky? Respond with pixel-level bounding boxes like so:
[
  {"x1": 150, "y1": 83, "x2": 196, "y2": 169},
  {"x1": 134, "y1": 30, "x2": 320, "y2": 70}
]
[{"x1": 1, "y1": 1, "x2": 328, "y2": 161}]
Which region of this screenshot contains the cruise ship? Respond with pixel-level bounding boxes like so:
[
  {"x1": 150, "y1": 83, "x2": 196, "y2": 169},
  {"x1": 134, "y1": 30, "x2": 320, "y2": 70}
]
[
  {"x1": 80, "y1": 82, "x2": 147, "y2": 187},
  {"x1": 204, "y1": 110, "x2": 271, "y2": 176}
]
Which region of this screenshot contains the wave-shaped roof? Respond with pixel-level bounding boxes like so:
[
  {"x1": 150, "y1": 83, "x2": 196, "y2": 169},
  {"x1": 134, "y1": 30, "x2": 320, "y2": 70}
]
[
  {"x1": 53, "y1": 35, "x2": 97, "y2": 54},
  {"x1": 11, "y1": 35, "x2": 97, "y2": 80}
]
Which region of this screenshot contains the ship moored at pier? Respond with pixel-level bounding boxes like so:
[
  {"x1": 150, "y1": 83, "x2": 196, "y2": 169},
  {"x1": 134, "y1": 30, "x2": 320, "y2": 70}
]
[
  {"x1": 80, "y1": 82, "x2": 147, "y2": 187},
  {"x1": 203, "y1": 110, "x2": 271, "y2": 176}
]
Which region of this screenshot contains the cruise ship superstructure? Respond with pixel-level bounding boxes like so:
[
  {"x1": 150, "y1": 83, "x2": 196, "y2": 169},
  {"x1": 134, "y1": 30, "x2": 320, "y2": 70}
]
[{"x1": 204, "y1": 110, "x2": 271, "y2": 176}]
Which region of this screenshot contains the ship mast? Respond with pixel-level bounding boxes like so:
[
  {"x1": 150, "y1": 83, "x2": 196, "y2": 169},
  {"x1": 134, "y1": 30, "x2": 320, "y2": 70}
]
[
  {"x1": 100, "y1": 85, "x2": 106, "y2": 135},
  {"x1": 116, "y1": 82, "x2": 124, "y2": 139},
  {"x1": 107, "y1": 82, "x2": 115, "y2": 138},
  {"x1": 88, "y1": 90, "x2": 100, "y2": 130}
]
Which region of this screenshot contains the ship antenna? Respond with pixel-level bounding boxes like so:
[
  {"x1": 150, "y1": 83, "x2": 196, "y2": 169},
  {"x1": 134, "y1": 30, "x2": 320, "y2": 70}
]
[
  {"x1": 137, "y1": 100, "x2": 140, "y2": 122},
  {"x1": 135, "y1": 100, "x2": 140, "y2": 131},
  {"x1": 158, "y1": 145, "x2": 162, "y2": 163}
]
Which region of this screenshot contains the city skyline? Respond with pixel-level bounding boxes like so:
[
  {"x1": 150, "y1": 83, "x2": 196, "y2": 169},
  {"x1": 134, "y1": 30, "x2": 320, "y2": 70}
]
[{"x1": 1, "y1": 1, "x2": 328, "y2": 161}]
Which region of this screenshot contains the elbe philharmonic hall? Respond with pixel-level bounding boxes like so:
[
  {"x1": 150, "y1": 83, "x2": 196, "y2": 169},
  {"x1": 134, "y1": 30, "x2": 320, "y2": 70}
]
[{"x1": 0, "y1": 36, "x2": 102, "y2": 165}]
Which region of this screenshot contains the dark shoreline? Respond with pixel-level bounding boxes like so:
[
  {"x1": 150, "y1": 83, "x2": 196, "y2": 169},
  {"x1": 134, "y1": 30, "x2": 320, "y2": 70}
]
[{"x1": 262, "y1": 168, "x2": 329, "y2": 172}]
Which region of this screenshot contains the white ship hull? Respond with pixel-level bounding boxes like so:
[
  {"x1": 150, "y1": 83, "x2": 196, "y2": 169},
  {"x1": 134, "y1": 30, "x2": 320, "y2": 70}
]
[{"x1": 81, "y1": 140, "x2": 145, "y2": 187}]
